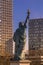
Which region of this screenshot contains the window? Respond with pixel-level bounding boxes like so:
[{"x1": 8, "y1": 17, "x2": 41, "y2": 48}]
[{"x1": 0, "y1": 20, "x2": 1, "y2": 22}]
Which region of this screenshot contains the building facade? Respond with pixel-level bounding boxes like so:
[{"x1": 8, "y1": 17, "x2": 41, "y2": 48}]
[
  {"x1": 29, "y1": 19, "x2": 43, "y2": 55},
  {"x1": 0, "y1": 0, "x2": 13, "y2": 56}
]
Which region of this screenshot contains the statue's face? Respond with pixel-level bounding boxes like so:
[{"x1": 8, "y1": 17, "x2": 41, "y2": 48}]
[
  {"x1": 21, "y1": 22, "x2": 24, "y2": 26},
  {"x1": 19, "y1": 22, "x2": 24, "y2": 28}
]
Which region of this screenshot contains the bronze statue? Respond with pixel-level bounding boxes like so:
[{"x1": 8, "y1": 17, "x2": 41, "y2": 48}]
[{"x1": 13, "y1": 10, "x2": 30, "y2": 60}]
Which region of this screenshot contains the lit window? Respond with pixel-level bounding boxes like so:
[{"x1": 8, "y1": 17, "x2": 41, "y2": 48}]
[{"x1": 0, "y1": 20, "x2": 1, "y2": 22}]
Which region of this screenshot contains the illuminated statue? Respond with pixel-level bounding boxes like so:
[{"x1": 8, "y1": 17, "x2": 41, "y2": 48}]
[{"x1": 13, "y1": 10, "x2": 30, "y2": 60}]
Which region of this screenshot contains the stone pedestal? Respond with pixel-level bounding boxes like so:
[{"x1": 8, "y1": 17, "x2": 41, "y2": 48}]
[{"x1": 10, "y1": 60, "x2": 31, "y2": 65}]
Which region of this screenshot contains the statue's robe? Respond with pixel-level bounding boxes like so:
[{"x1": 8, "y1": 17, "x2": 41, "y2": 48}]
[{"x1": 13, "y1": 25, "x2": 26, "y2": 59}]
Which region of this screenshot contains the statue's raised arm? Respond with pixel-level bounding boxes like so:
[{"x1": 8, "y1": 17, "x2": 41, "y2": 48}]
[{"x1": 24, "y1": 10, "x2": 30, "y2": 26}]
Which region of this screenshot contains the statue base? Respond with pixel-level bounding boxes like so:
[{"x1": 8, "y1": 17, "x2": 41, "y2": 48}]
[{"x1": 10, "y1": 60, "x2": 31, "y2": 65}]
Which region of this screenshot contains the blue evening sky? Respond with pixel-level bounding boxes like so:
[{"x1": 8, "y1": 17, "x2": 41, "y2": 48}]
[{"x1": 13, "y1": 0, "x2": 43, "y2": 32}]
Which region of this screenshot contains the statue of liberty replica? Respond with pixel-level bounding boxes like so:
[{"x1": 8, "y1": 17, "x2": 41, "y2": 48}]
[{"x1": 13, "y1": 10, "x2": 30, "y2": 60}]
